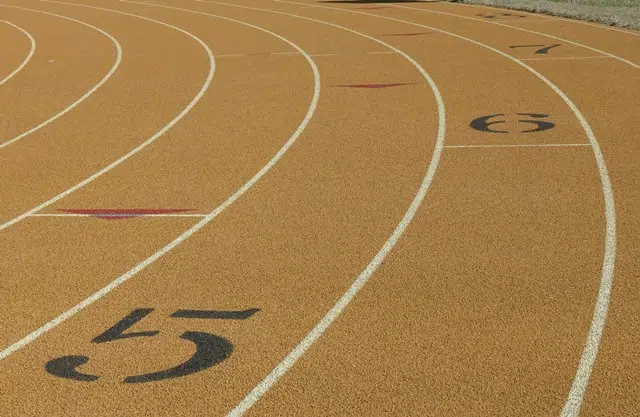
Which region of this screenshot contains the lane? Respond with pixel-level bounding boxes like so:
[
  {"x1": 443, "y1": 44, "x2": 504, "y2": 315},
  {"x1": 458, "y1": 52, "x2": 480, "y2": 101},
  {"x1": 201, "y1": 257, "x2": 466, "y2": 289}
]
[
  {"x1": 42, "y1": 0, "x2": 320, "y2": 212},
  {"x1": 0, "y1": 6, "x2": 121, "y2": 150},
  {"x1": 519, "y1": 58, "x2": 640, "y2": 417},
  {"x1": 0, "y1": 0, "x2": 318, "y2": 351},
  {"x1": 403, "y1": 2, "x2": 640, "y2": 66},
  {"x1": 0, "y1": 1, "x2": 634, "y2": 416},
  {"x1": 0, "y1": 6, "x2": 120, "y2": 149},
  {"x1": 213, "y1": 1, "x2": 617, "y2": 416},
  {"x1": 379, "y1": 14, "x2": 639, "y2": 413},
  {"x1": 323, "y1": 6, "x2": 639, "y2": 415},
  {"x1": 0, "y1": 1, "x2": 443, "y2": 415},
  {"x1": 0, "y1": 0, "x2": 212, "y2": 225},
  {"x1": 0, "y1": 20, "x2": 35, "y2": 86},
  {"x1": 0, "y1": 0, "x2": 618, "y2": 415},
  {"x1": 244, "y1": 146, "x2": 603, "y2": 417}
]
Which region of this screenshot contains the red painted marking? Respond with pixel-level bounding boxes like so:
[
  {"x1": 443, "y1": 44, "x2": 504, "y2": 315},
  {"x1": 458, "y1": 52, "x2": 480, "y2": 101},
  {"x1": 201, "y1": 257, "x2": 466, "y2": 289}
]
[
  {"x1": 57, "y1": 208, "x2": 195, "y2": 220},
  {"x1": 333, "y1": 82, "x2": 416, "y2": 89},
  {"x1": 382, "y1": 32, "x2": 431, "y2": 37}
]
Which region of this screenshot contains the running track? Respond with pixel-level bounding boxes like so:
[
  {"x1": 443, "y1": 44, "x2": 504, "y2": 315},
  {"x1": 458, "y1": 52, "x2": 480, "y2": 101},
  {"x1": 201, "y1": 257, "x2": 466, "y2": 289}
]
[{"x1": 0, "y1": 0, "x2": 638, "y2": 415}]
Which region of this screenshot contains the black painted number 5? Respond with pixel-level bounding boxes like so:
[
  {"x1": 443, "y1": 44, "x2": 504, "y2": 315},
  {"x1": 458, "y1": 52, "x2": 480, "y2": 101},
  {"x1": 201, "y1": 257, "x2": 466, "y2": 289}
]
[{"x1": 45, "y1": 307, "x2": 259, "y2": 383}]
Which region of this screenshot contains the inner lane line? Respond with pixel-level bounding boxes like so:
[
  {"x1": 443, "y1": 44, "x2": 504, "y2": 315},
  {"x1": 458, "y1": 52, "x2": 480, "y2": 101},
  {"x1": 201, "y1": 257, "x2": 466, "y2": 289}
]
[
  {"x1": 0, "y1": 20, "x2": 36, "y2": 86},
  {"x1": 0, "y1": 5, "x2": 122, "y2": 150}
]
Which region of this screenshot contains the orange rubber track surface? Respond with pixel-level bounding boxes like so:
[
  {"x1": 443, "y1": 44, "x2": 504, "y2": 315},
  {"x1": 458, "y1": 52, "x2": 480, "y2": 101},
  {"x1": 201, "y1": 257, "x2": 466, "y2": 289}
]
[{"x1": 0, "y1": 0, "x2": 638, "y2": 415}]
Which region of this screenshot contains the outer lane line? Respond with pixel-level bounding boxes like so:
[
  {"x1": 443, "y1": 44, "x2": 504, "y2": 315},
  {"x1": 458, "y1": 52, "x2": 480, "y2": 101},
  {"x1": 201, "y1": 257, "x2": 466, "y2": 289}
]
[
  {"x1": 0, "y1": 0, "x2": 214, "y2": 231},
  {"x1": 276, "y1": 2, "x2": 618, "y2": 416},
  {"x1": 0, "y1": 0, "x2": 322, "y2": 373},
  {"x1": 0, "y1": 6, "x2": 122, "y2": 150},
  {"x1": 0, "y1": 21, "x2": 35, "y2": 86},
  {"x1": 547, "y1": 18, "x2": 640, "y2": 37},
  {"x1": 451, "y1": 2, "x2": 640, "y2": 37},
  {"x1": 391, "y1": 4, "x2": 639, "y2": 69},
  {"x1": 196, "y1": 1, "x2": 446, "y2": 415}
]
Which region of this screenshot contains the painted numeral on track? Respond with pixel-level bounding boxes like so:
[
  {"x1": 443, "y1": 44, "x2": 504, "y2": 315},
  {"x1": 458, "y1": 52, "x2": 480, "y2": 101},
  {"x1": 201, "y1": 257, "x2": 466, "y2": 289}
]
[
  {"x1": 470, "y1": 113, "x2": 555, "y2": 133},
  {"x1": 45, "y1": 307, "x2": 259, "y2": 383}
]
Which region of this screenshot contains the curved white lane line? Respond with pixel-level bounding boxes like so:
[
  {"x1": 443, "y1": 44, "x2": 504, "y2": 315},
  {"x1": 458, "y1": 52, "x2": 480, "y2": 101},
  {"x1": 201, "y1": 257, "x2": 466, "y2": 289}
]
[
  {"x1": 0, "y1": 6, "x2": 122, "y2": 149},
  {"x1": 0, "y1": 21, "x2": 36, "y2": 86},
  {"x1": 453, "y1": 2, "x2": 640, "y2": 37},
  {"x1": 392, "y1": 4, "x2": 639, "y2": 69},
  {"x1": 277, "y1": 2, "x2": 617, "y2": 416},
  {"x1": 555, "y1": 19, "x2": 640, "y2": 37},
  {"x1": 193, "y1": 2, "x2": 446, "y2": 415},
  {"x1": 0, "y1": 0, "x2": 322, "y2": 369},
  {"x1": 0, "y1": 0, "x2": 213, "y2": 231}
]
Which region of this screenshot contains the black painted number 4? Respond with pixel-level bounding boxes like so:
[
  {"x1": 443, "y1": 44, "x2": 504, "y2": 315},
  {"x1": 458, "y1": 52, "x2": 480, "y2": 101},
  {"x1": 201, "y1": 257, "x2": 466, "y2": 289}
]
[{"x1": 45, "y1": 307, "x2": 259, "y2": 383}]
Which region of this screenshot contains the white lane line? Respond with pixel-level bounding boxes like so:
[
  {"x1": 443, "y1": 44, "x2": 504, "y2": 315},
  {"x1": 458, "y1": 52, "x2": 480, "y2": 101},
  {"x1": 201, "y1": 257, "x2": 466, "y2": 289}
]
[
  {"x1": 521, "y1": 56, "x2": 612, "y2": 61},
  {"x1": 277, "y1": 2, "x2": 617, "y2": 416},
  {"x1": 391, "y1": 4, "x2": 639, "y2": 69},
  {"x1": 445, "y1": 143, "x2": 591, "y2": 148},
  {"x1": 198, "y1": 2, "x2": 445, "y2": 415},
  {"x1": 547, "y1": 17, "x2": 640, "y2": 37},
  {"x1": 0, "y1": 0, "x2": 214, "y2": 231},
  {"x1": 492, "y1": 18, "x2": 550, "y2": 23},
  {"x1": 29, "y1": 213, "x2": 207, "y2": 218},
  {"x1": 0, "y1": 6, "x2": 122, "y2": 150},
  {"x1": 0, "y1": 0, "x2": 322, "y2": 369},
  {"x1": 0, "y1": 21, "x2": 35, "y2": 86},
  {"x1": 451, "y1": 2, "x2": 640, "y2": 37}
]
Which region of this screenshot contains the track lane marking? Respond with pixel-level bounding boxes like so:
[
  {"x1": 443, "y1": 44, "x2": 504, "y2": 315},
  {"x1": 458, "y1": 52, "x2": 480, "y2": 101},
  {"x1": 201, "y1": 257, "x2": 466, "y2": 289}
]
[
  {"x1": 390, "y1": 4, "x2": 639, "y2": 69},
  {"x1": 275, "y1": 2, "x2": 617, "y2": 416},
  {"x1": 0, "y1": 0, "x2": 322, "y2": 379},
  {"x1": 0, "y1": 21, "x2": 35, "y2": 86},
  {"x1": 0, "y1": 0, "x2": 214, "y2": 231},
  {"x1": 543, "y1": 18, "x2": 640, "y2": 37},
  {"x1": 30, "y1": 213, "x2": 207, "y2": 218},
  {"x1": 451, "y1": 2, "x2": 640, "y2": 37},
  {"x1": 195, "y1": 1, "x2": 446, "y2": 415},
  {"x1": 0, "y1": 6, "x2": 122, "y2": 150}
]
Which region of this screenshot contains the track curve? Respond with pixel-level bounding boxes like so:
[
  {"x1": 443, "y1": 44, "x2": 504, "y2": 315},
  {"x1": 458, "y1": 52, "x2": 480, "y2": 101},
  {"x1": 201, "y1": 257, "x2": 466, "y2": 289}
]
[
  {"x1": 0, "y1": 5, "x2": 122, "y2": 150},
  {"x1": 0, "y1": 20, "x2": 35, "y2": 86},
  {"x1": 0, "y1": 1, "x2": 637, "y2": 416}
]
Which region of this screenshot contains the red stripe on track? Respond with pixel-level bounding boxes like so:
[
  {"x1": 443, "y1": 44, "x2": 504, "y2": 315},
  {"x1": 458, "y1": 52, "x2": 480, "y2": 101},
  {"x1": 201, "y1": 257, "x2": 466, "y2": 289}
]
[{"x1": 56, "y1": 208, "x2": 195, "y2": 219}]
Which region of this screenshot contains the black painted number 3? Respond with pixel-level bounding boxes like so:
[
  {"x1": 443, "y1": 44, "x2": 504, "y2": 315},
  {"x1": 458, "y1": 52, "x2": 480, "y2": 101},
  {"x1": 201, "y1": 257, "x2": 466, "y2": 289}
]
[{"x1": 45, "y1": 307, "x2": 259, "y2": 383}]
